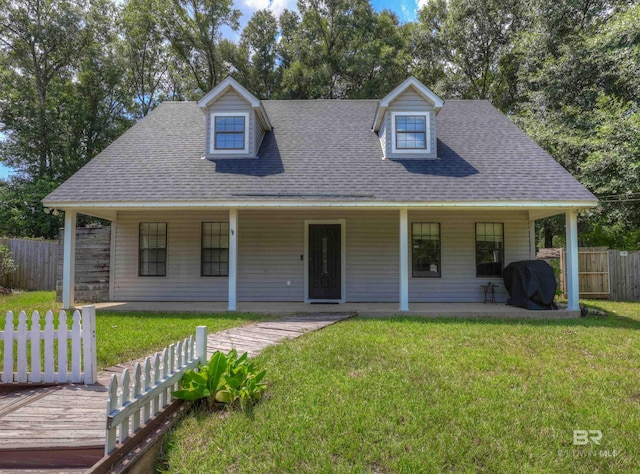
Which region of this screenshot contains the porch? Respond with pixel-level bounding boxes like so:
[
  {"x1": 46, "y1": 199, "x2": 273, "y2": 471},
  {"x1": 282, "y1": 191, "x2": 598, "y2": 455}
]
[
  {"x1": 92, "y1": 301, "x2": 580, "y2": 319},
  {"x1": 58, "y1": 206, "x2": 583, "y2": 313}
]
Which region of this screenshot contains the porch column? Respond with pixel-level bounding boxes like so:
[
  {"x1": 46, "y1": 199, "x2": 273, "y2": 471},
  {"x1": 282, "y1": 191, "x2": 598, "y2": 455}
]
[
  {"x1": 529, "y1": 219, "x2": 536, "y2": 259},
  {"x1": 228, "y1": 209, "x2": 238, "y2": 311},
  {"x1": 565, "y1": 209, "x2": 579, "y2": 311},
  {"x1": 62, "y1": 210, "x2": 77, "y2": 309},
  {"x1": 399, "y1": 209, "x2": 409, "y2": 311}
]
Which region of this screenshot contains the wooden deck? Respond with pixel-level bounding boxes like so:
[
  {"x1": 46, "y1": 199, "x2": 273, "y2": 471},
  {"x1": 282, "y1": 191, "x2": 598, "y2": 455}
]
[{"x1": 0, "y1": 313, "x2": 352, "y2": 472}]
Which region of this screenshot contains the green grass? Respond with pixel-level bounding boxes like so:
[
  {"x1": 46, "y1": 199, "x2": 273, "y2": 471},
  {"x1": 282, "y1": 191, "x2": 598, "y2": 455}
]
[
  {"x1": 160, "y1": 300, "x2": 640, "y2": 473},
  {"x1": 0, "y1": 291, "x2": 269, "y2": 369}
]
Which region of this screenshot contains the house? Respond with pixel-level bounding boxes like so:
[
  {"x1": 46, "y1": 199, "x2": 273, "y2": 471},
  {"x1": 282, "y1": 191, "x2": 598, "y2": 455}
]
[{"x1": 43, "y1": 76, "x2": 597, "y2": 312}]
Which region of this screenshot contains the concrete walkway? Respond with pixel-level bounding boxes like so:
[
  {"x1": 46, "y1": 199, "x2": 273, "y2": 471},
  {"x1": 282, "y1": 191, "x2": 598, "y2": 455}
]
[{"x1": 0, "y1": 313, "x2": 353, "y2": 472}]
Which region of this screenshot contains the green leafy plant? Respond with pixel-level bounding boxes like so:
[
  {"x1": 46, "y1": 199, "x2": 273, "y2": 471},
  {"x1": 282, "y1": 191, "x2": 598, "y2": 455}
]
[
  {"x1": 173, "y1": 349, "x2": 267, "y2": 411},
  {"x1": 0, "y1": 245, "x2": 17, "y2": 280}
]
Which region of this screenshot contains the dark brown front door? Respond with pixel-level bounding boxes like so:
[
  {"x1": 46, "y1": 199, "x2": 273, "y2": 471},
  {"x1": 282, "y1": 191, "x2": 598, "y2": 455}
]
[{"x1": 308, "y1": 224, "x2": 341, "y2": 300}]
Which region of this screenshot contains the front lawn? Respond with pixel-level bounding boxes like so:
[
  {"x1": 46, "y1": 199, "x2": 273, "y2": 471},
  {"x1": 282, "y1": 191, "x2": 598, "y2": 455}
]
[
  {"x1": 160, "y1": 300, "x2": 640, "y2": 473},
  {"x1": 0, "y1": 291, "x2": 269, "y2": 369}
]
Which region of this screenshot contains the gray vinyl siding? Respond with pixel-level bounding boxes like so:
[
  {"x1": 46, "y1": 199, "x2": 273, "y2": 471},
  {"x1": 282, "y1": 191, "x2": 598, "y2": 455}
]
[
  {"x1": 378, "y1": 119, "x2": 387, "y2": 159},
  {"x1": 408, "y1": 210, "x2": 530, "y2": 302},
  {"x1": 113, "y1": 211, "x2": 229, "y2": 301},
  {"x1": 384, "y1": 88, "x2": 437, "y2": 159},
  {"x1": 254, "y1": 111, "x2": 266, "y2": 155},
  {"x1": 112, "y1": 209, "x2": 530, "y2": 303},
  {"x1": 237, "y1": 211, "x2": 304, "y2": 301},
  {"x1": 236, "y1": 210, "x2": 398, "y2": 302},
  {"x1": 204, "y1": 89, "x2": 257, "y2": 159}
]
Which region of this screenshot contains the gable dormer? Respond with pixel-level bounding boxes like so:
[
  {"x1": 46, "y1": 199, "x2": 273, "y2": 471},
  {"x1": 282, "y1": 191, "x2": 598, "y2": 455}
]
[
  {"x1": 372, "y1": 77, "x2": 443, "y2": 160},
  {"x1": 198, "y1": 77, "x2": 272, "y2": 159}
]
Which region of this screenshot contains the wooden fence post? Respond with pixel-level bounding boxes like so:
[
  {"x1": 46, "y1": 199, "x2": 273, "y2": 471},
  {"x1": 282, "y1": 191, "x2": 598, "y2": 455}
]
[
  {"x1": 196, "y1": 326, "x2": 208, "y2": 365},
  {"x1": 71, "y1": 311, "x2": 82, "y2": 382},
  {"x1": 43, "y1": 311, "x2": 55, "y2": 383},
  {"x1": 58, "y1": 310, "x2": 68, "y2": 383},
  {"x1": 16, "y1": 311, "x2": 28, "y2": 382},
  {"x1": 30, "y1": 311, "x2": 42, "y2": 383},
  {"x1": 106, "y1": 375, "x2": 118, "y2": 454},
  {"x1": 2, "y1": 312, "x2": 14, "y2": 383},
  {"x1": 82, "y1": 305, "x2": 98, "y2": 384}
]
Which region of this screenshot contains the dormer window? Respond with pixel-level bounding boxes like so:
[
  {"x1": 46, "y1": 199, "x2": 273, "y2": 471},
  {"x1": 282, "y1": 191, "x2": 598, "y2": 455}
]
[
  {"x1": 372, "y1": 77, "x2": 442, "y2": 159},
  {"x1": 392, "y1": 112, "x2": 430, "y2": 154},
  {"x1": 210, "y1": 112, "x2": 249, "y2": 154}
]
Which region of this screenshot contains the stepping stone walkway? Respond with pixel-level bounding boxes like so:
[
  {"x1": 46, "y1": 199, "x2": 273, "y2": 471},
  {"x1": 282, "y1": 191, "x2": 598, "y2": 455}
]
[{"x1": 205, "y1": 313, "x2": 354, "y2": 357}]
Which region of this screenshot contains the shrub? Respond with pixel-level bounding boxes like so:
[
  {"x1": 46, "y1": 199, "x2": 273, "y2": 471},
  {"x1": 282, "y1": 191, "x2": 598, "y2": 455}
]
[
  {"x1": 0, "y1": 245, "x2": 17, "y2": 280},
  {"x1": 173, "y1": 349, "x2": 267, "y2": 411}
]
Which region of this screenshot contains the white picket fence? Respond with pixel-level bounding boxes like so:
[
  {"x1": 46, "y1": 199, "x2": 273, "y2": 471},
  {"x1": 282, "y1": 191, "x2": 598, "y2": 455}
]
[
  {"x1": 105, "y1": 326, "x2": 208, "y2": 455},
  {"x1": 1, "y1": 306, "x2": 97, "y2": 384}
]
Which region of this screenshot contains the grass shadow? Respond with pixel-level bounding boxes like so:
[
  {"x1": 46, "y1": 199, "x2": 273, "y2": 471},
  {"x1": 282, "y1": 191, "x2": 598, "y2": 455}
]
[{"x1": 355, "y1": 305, "x2": 640, "y2": 330}]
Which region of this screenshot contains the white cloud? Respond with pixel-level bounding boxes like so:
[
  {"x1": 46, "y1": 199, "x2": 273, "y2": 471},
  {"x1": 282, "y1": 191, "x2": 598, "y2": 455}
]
[
  {"x1": 417, "y1": 0, "x2": 430, "y2": 9},
  {"x1": 243, "y1": 0, "x2": 271, "y2": 10},
  {"x1": 240, "y1": 0, "x2": 298, "y2": 20}
]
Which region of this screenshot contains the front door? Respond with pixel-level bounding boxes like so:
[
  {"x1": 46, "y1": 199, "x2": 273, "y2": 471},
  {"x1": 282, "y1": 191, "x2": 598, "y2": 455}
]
[{"x1": 308, "y1": 224, "x2": 341, "y2": 300}]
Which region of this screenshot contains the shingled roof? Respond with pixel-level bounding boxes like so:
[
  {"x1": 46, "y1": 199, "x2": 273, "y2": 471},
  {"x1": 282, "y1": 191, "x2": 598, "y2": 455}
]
[{"x1": 44, "y1": 98, "x2": 596, "y2": 206}]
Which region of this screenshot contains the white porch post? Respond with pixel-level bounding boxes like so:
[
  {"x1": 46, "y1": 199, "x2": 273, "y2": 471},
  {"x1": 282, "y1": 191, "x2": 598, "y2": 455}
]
[
  {"x1": 228, "y1": 209, "x2": 238, "y2": 311},
  {"x1": 529, "y1": 220, "x2": 536, "y2": 259},
  {"x1": 62, "y1": 210, "x2": 77, "y2": 309},
  {"x1": 565, "y1": 209, "x2": 579, "y2": 311},
  {"x1": 399, "y1": 209, "x2": 409, "y2": 312}
]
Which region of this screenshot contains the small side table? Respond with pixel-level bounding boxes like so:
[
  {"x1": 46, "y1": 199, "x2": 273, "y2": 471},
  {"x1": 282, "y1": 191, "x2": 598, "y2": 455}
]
[{"x1": 481, "y1": 283, "x2": 498, "y2": 304}]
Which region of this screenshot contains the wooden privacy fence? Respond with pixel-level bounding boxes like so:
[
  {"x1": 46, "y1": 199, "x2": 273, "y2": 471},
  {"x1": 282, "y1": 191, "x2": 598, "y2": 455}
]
[
  {"x1": 0, "y1": 238, "x2": 58, "y2": 291},
  {"x1": 577, "y1": 247, "x2": 610, "y2": 299},
  {"x1": 105, "y1": 326, "x2": 208, "y2": 455},
  {"x1": 1, "y1": 306, "x2": 97, "y2": 384},
  {"x1": 548, "y1": 247, "x2": 640, "y2": 301},
  {"x1": 609, "y1": 250, "x2": 640, "y2": 301}
]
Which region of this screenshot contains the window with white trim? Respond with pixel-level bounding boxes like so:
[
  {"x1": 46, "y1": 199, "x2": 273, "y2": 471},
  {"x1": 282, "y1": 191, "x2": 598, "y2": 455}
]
[
  {"x1": 201, "y1": 222, "x2": 229, "y2": 277},
  {"x1": 139, "y1": 223, "x2": 167, "y2": 277},
  {"x1": 210, "y1": 112, "x2": 250, "y2": 154},
  {"x1": 475, "y1": 223, "x2": 504, "y2": 277},
  {"x1": 412, "y1": 223, "x2": 441, "y2": 278},
  {"x1": 391, "y1": 112, "x2": 430, "y2": 154}
]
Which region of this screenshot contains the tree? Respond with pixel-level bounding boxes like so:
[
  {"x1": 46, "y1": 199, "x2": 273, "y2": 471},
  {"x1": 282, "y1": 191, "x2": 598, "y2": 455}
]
[
  {"x1": 414, "y1": 0, "x2": 524, "y2": 108},
  {"x1": 241, "y1": 9, "x2": 279, "y2": 99},
  {"x1": 280, "y1": 0, "x2": 378, "y2": 98},
  {"x1": 0, "y1": 0, "x2": 131, "y2": 238},
  {"x1": 119, "y1": 0, "x2": 173, "y2": 117},
  {"x1": 0, "y1": 244, "x2": 17, "y2": 285},
  {"x1": 513, "y1": 2, "x2": 639, "y2": 248},
  {"x1": 0, "y1": 0, "x2": 90, "y2": 178},
  {"x1": 164, "y1": 0, "x2": 241, "y2": 96}
]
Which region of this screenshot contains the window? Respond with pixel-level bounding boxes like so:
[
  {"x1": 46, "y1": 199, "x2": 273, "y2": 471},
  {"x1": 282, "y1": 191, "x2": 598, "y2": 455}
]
[
  {"x1": 412, "y1": 223, "x2": 441, "y2": 278},
  {"x1": 392, "y1": 112, "x2": 429, "y2": 153},
  {"x1": 211, "y1": 112, "x2": 249, "y2": 154},
  {"x1": 139, "y1": 223, "x2": 167, "y2": 277},
  {"x1": 476, "y1": 223, "x2": 504, "y2": 277},
  {"x1": 202, "y1": 222, "x2": 229, "y2": 277}
]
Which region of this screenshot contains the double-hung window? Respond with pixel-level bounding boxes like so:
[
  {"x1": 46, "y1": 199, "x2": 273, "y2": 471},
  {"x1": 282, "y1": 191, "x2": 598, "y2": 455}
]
[
  {"x1": 211, "y1": 112, "x2": 249, "y2": 154},
  {"x1": 392, "y1": 112, "x2": 429, "y2": 153},
  {"x1": 139, "y1": 223, "x2": 167, "y2": 277},
  {"x1": 202, "y1": 222, "x2": 229, "y2": 277},
  {"x1": 475, "y1": 223, "x2": 504, "y2": 277},
  {"x1": 412, "y1": 223, "x2": 441, "y2": 277}
]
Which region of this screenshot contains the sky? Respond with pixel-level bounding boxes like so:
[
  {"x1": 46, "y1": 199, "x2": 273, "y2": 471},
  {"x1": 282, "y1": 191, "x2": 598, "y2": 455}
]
[
  {"x1": 239, "y1": 0, "x2": 427, "y2": 23},
  {"x1": 0, "y1": 0, "x2": 424, "y2": 181}
]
